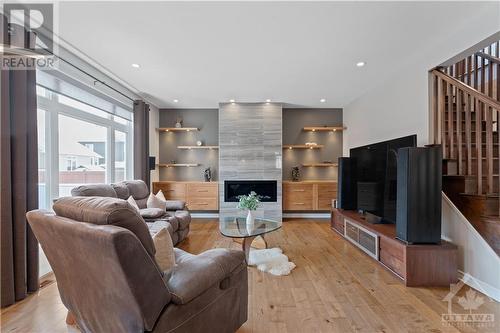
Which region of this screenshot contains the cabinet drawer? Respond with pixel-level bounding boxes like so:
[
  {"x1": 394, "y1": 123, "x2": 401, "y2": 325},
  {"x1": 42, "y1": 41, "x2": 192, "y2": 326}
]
[
  {"x1": 154, "y1": 183, "x2": 186, "y2": 200},
  {"x1": 379, "y1": 237, "x2": 405, "y2": 261},
  {"x1": 187, "y1": 183, "x2": 218, "y2": 198},
  {"x1": 284, "y1": 200, "x2": 314, "y2": 211},
  {"x1": 379, "y1": 249, "x2": 405, "y2": 278},
  {"x1": 187, "y1": 198, "x2": 218, "y2": 210},
  {"x1": 283, "y1": 183, "x2": 314, "y2": 195},
  {"x1": 318, "y1": 198, "x2": 336, "y2": 210},
  {"x1": 317, "y1": 184, "x2": 337, "y2": 197}
]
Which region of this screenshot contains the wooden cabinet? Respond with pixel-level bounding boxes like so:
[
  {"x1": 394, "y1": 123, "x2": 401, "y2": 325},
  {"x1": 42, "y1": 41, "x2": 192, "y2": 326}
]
[
  {"x1": 153, "y1": 181, "x2": 218, "y2": 211},
  {"x1": 331, "y1": 209, "x2": 458, "y2": 287},
  {"x1": 283, "y1": 181, "x2": 337, "y2": 211}
]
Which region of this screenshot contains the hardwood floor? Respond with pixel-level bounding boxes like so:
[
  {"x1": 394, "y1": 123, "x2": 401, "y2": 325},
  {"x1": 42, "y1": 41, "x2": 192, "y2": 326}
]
[{"x1": 1, "y1": 219, "x2": 498, "y2": 332}]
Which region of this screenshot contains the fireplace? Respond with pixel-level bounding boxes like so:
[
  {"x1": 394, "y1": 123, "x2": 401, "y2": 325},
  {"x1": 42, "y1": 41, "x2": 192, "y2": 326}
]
[{"x1": 224, "y1": 180, "x2": 277, "y2": 202}]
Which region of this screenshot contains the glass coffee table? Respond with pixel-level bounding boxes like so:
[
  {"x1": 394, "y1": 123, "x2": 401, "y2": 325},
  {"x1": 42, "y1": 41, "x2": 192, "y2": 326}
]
[{"x1": 219, "y1": 217, "x2": 282, "y2": 262}]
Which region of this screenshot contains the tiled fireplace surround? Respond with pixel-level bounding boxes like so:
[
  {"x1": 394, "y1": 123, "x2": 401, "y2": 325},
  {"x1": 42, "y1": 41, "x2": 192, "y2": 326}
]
[{"x1": 219, "y1": 103, "x2": 283, "y2": 221}]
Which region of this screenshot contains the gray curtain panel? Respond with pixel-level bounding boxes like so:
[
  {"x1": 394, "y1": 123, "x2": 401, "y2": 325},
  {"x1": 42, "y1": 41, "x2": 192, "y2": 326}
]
[
  {"x1": 133, "y1": 100, "x2": 150, "y2": 187},
  {"x1": 0, "y1": 18, "x2": 39, "y2": 307}
]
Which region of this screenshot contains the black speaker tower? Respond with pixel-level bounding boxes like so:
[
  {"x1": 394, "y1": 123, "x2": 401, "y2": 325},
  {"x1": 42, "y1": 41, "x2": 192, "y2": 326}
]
[
  {"x1": 337, "y1": 157, "x2": 357, "y2": 210},
  {"x1": 396, "y1": 145, "x2": 442, "y2": 244}
]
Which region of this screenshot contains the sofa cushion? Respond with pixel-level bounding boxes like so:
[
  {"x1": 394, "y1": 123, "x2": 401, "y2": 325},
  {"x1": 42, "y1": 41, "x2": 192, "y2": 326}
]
[
  {"x1": 152, "y1": 227, "x2": 175, "y2": 272},
  {"x1": 70, "y1": 184, "x2": 117, "y2": 198},
  {"x1": 53, "y1": 196, "x2": 156, "y2": 258},
  {"x1": 122, "y1": 180, "x2": 150, "y2": 200},
  {"x1": 166, "y1": 201, "x2": 185, "y2": 211},
  {"x1": 111, "y1": 183, "x2": 130, "y2": 200},
  {"x1": 175, "y1": 211, "x2": 191, "y2": 230},
  {"x1": 140, "y1": 208, "x2": 166, "y2": 219}
]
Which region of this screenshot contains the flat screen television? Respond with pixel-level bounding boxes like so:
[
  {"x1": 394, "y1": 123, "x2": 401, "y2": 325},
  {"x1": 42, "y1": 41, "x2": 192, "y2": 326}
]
[{"x1": 349, "y1": 134, "x2": 417, "y2": 223}]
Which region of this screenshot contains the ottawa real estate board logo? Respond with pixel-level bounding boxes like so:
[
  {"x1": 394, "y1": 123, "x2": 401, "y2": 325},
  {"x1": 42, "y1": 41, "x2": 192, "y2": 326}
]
[
  {"x1": 442, "y1": 274, "x2": 496, "y2": 329},
  {"x1": 1, "y1": 2, "x2": 56, "y2": 70}
]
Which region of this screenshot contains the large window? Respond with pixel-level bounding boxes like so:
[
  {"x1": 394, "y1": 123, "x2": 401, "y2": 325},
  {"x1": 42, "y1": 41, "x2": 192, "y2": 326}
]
[{"x1": 37, "y1": 79, "x2": 133, "y2": 207}]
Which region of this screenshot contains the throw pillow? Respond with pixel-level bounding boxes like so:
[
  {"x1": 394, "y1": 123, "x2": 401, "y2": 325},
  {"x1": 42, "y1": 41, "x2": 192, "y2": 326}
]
[
  {"x1": 156, "y1": 190, "x2": 167, "y2": 201},
  {"x1": 127, "y1": 196, "x2": 140, "y2": 211},
  {"x1": 147, "y1": 192, "x2": 167, "y2": 210},
  {"x1": 152, "y1": 227, "x2": 175, "y2": 272}
]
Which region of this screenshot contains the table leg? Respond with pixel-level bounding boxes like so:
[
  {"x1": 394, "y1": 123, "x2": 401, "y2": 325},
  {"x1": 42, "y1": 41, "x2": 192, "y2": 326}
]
[
  {"x1": 242, "y1": 235, "x2": 269, "y2": 263},
  {"x1": 260, "y1": 234, "x2": 268, "y2": 249},
  {"x1": 242, "y1": 236, "x2": 256, "y2": 263}
]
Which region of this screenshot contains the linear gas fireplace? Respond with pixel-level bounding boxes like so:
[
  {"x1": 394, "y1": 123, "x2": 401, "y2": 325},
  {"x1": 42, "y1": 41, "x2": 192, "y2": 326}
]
[{"x1": 224, "y1": 180, "x2": 277, "y2": 202}]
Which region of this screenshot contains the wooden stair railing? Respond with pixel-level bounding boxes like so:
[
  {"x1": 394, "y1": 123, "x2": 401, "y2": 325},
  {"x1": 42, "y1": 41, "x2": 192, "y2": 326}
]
[{"x1": 430, "y1": 40, "x2": 500, "y2": 215}]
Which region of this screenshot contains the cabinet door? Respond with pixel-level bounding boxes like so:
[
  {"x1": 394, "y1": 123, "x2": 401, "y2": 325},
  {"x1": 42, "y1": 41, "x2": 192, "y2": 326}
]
[
  {"x1": 154, "y1": 183, "x2": 186, "y2": 201},
  {"x1": 317, "y1": 183, "x2": 337, "y2": 210},
  {"x1": 283, "y1": 183, "x2": 314, "y2": 210}
]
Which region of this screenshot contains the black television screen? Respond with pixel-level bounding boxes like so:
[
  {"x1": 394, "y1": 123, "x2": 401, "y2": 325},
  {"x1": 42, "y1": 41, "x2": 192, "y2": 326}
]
[{"x1": 349, "y1": 134, "x2": 417, "y2": 223}]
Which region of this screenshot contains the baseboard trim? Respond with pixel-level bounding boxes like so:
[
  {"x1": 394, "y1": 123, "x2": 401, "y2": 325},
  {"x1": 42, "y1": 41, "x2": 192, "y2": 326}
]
[
  {"x1": 191, "y1": 213, "x2": 219, "y2": 218},
  {"x1": 283, "y1": 213, "x2": 330, "y2": 219},
  {"x1": 458, "y1": 270, "x2": 500, "y2": 302}
]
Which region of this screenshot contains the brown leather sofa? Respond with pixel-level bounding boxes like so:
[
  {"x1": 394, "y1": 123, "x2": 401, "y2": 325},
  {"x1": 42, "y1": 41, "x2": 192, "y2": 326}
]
[
  {"x1": 70, "y1": 180, "x2": 191, "y2": 245},
  {"x1": 26, "y1": 196, "x2": 248, "y2": 333}
]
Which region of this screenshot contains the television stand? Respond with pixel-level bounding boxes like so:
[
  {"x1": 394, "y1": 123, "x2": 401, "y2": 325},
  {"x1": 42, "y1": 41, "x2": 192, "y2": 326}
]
[{"x1": 331, "y1": 208, "x2": 458, "y2": 287}]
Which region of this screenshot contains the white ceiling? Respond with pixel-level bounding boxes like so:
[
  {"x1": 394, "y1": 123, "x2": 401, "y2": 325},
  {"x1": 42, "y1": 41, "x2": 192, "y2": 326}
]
[{"x1": 57, "y1": 1, "x2": 499, "y2": 109}]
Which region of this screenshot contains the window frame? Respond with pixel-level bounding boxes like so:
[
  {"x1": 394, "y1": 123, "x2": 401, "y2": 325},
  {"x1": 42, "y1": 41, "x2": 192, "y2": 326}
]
[{"x1": 37, "y1": 87, "x2": 133, "y2": 206}]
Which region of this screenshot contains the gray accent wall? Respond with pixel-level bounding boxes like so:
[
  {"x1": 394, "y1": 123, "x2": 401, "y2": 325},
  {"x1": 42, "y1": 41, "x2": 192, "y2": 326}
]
[
  {"x1": 159, "y1": 109, "x2": 218, "y2": 181},
  {"x1": 282, "y1": 108, "x2": 343, "y2": 181},
  {"x1": 219, "y1": 103, "x2": 282, "y2": 221}
]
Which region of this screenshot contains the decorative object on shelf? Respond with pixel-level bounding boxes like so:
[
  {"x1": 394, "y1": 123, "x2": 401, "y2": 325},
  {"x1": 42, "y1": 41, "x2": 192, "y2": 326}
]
[
  {"x1": 237, "y1": 191, "x2": 265, "y2": 228},
  {"x1": 196, "y1": 140, "x2": 203, "y2": 146},
  {"x1": 175, "y1": 117, "x2": 183, "y2": 128},
  {"x1": 322, "y1": 160, "x2": 333, "y2": 164},
  {"x1": 291, "y1": 166, "x2": 300, "y2": 181},
  {"x1": 204, "y1": 167, "x2": 212, "y2": 182},
  {"x1": 305, "y1": 142, "x2": 318, "y2": 146},
  {"x1": 171, "y1": 160, "x2": 176, "y2": 164}
]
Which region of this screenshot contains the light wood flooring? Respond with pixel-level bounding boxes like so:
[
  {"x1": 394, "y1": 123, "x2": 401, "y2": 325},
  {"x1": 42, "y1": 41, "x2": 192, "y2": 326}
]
[{"x1": 1, "y1": 219, "x2": 498, "y2": 333}]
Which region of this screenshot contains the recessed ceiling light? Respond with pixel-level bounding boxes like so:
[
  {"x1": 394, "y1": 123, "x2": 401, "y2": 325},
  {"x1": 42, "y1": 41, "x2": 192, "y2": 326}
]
[
  {"x1": 320, "y1": 98, "x2": 326, "y2": 103},
  {"x1": 173, "y1": 99, "x2": 179, "y2": 103},
  {"x1": 356, "y1": 61, "x2": 366, "y2": 67},
  {"x1": 229, "y1": 99, "x2": 235, "y2": 103},
  {"x1": 266, "y1": 99, "x2": 271, "y2": 103},
  {"x1": 131, "y1": 63, "x2": 140, "y2": 68}
]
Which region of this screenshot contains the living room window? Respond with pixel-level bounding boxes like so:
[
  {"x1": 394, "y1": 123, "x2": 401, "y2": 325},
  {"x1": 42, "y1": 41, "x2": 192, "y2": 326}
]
[{"x1": 36, "y1": 72, "x2": 133, "y2": 208}]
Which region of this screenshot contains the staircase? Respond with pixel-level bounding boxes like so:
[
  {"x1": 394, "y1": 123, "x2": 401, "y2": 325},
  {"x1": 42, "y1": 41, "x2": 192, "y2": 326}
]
[{"x1": 430, "y1": 40, "x2": 500, "y2": 256}]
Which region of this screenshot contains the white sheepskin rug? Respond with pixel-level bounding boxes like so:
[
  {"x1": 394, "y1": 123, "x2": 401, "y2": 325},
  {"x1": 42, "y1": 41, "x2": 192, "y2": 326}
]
[{"x1": 248, "y1": 247, "x2": 296, "y2": 276}]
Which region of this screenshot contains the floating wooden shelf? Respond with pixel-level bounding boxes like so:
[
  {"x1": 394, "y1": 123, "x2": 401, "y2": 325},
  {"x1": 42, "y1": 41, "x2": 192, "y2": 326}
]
[
  {"x1": 157, "y1": 163, "x2": 200, "y2": 167},
  {"x1": 302, "y1": 163, "x2": 338, "y2": 167},
  {"x1": 177, "y1": 146, "x2": 219, "y2": 149},
  {"x1": 157, "y1": 127, "x2": 199, "y2": 132},
  {"x1": 283, "y1": 144, "x2": 324, "y2": 149},
  {"x1": 303, "y1": 126, "x2": 346, "y2": 132}
]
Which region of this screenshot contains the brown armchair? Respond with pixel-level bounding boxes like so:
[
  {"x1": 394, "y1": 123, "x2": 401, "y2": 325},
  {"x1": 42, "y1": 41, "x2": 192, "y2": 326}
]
[{"x1": 26, "y1": 197, "x2": 248, "y2": 333}]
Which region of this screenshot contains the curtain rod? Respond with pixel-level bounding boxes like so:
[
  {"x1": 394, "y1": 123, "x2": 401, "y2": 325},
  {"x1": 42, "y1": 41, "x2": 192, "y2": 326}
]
[{"x1": 41, "y1": 46, "x2": 136, "y2": 103}]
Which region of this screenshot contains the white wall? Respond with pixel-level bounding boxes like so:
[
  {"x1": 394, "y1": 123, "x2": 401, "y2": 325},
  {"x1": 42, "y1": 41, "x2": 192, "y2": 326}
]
[
  {"x1": 343, "y1": 4, "x2": 500, "y2": 154},
  {"x1": 149, "y1": 104, "x2": 160, "y2": 185},
  {"x1": 442, "y1": 195, "x2": 500, "y2": 302}
]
